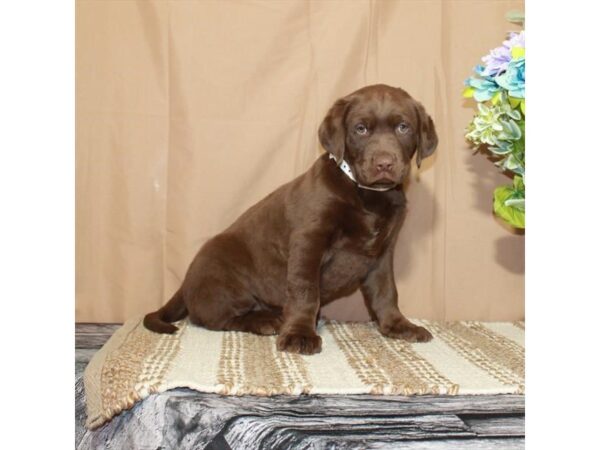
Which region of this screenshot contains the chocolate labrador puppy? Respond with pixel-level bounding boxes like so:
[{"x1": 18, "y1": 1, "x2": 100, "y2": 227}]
[{"x1": 144, "y1": 84, "x2": 438, "y2": 355}]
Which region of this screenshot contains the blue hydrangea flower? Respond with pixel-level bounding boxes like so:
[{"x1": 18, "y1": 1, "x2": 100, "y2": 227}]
[
  {"x1": 495, "y1": 57, "x2": 525, "y2": 98},
  {"x1": 464, "y1": 65, "x2": 501, "y2": 102}
]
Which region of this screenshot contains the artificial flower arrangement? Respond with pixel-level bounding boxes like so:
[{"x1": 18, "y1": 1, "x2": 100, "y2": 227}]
[{"x1": 463, "y1": 31, "x2": 525, "y2": 229}]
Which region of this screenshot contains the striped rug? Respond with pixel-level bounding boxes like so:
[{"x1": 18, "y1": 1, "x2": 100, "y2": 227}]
[{"x1": 84, "y1": 316, "x2": 524, "y2": 429}]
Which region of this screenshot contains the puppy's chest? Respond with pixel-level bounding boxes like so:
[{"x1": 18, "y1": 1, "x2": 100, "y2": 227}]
[
  {"x1": 335, "y1": 208, "x2": 396, "y2": 256},
  {"x1": 319, "y1": 211, "x2": 397, "y2": 296}
]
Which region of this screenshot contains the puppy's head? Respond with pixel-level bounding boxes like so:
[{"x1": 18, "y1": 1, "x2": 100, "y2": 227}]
[{"x1": 318, "y1": 84, "x2": 438, "y2": 189}]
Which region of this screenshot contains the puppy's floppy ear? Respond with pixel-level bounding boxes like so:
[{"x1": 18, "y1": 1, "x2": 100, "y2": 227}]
[
  {"x1": 413, "y1": 101, "x2": 438, "y2": 168},
  {"x1": 318, "y1": 97, "x2": 351, "y2": 163}
]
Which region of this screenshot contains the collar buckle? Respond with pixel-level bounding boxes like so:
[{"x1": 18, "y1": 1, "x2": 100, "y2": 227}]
[{"x1": 329, "y1": 154, "x2": 395, "y2": 192}]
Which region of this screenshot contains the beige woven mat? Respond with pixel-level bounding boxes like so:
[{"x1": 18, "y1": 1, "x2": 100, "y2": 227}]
[{"x1": 84, "y1": 317, "x2": 524, "y2": 429}]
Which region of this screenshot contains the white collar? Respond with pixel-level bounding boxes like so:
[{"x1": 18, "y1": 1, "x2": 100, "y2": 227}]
[{"x1": 329, "y1": 154, "x2": 395, "y2": 192}]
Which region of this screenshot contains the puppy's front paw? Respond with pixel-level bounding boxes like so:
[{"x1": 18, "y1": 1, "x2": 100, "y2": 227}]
[
  {"x1": 381, "y1": 321, "x2": 433, "y2": 343},
  {"x1": 277, "y1": 332, "x2": 322, "y2": 355}
]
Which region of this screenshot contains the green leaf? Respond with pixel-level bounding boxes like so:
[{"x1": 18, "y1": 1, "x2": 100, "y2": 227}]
[
  {"x1": 491, "y1": 91, "x2": 502, "y2": 105},
  {"x1": 489, "y1": 142, "x2": 513, "y2": 155},
  {"x1": 513, "y1": 175, "x2": 525, "y2": 191},
  {"x1": 489, "y1": 147, "x2": 512, "y2": 156},
  {"x1": 494, "y1": 185, "x2": 525, "y2": 228},
  {"x1": 507, "y1": 119, "x2": 522, "y2": 139},
  {"x1": 508, "y1": 96, "x2": 521, "y2": 109},
  {"x1": 478, "y1": 103, "x2": 490, "y2": 115},
  {"x1": 463, "y1": 87, "x2": 475, "y2": 98},
  {"x1": 505, "y1": 197, "x2": 525, "y2": 211},
  {"x1": 511, "y1": 46, "x2": 525, "y2": 59},
  {"x1": 505, "y1": 107, "x2": 521, "y2": 121},
  {"x1": 506, "y1": 10, "x2": 525, "y2": 25},
  {"x1": 504, "y1": 154, "x2": 524, "y2": 174}
]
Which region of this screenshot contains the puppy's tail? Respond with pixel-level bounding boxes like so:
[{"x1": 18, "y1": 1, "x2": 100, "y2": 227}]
[{"x1": 143, "y1": 288, "x2": 188, "y2": 334}]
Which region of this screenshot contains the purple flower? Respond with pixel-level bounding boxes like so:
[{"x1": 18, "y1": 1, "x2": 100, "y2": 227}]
[
  {"x1": 481, "y1": 31, "x2": 525, "y2": 77},
  {"x1": 506, "y1": 31, "x2": 525, "y2": 49},
  {"x1": 481, "y1": 47, "x2": 512, "y2": 77}
]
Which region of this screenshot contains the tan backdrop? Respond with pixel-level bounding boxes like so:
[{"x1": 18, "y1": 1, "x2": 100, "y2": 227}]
[{"x1": 76, "y1": 0, "x2": 524, "y2": 323}]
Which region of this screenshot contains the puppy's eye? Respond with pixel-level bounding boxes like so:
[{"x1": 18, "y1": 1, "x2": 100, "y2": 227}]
[
  {"x1": 355, "y1": 124, "x2": 368, "y2": 135},
  {"x1": 396, "y1": 122, "x2": 410, "y2": 134}
]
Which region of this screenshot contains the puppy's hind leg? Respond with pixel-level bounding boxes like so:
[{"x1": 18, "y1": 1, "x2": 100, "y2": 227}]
[
  {"x1": 226, "y1": 309, "x2": 283, "y2": 336},
  {"x1": 185, "y1": 277, "x2": 282, "y2": 336},
  {"x1": 184, "y1": 233, "x2": 283, "y2": 336}
]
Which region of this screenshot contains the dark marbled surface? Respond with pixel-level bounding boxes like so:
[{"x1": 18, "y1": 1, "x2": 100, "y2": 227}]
[{"x1": 76, "y1": 323, "x2": 524, "y2": 449}]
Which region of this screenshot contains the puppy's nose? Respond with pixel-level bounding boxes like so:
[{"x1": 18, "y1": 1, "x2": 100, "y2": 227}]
[{"x1": 375, "y1": 155, "x2": 394, "y2": 173}]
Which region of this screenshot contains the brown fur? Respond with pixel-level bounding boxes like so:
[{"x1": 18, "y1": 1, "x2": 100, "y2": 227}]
[{"x1": 144, "y1": 84, "x2": 438, "y2": 354}]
